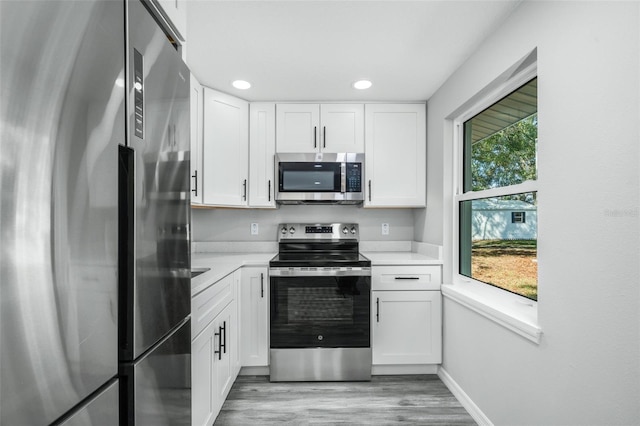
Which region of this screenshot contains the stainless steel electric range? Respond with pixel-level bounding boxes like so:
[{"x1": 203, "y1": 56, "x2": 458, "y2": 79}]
[{"x1": 269, "y1": 223, "x2": 372, "y2": 382}]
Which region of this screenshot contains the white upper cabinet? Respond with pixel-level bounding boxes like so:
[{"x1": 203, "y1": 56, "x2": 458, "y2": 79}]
[
  {"x1": 320, "y1": 104, "x2": 365, "y2": 153},
  {"x1": 190, "y1": 74, "x2": 203, "y2": 205},
  {"x1": 364, "y1": 104, "x2": 426, "y2": 207},
  {"x1": 276, "y1": 104, "x2": 364, "y2": 153},
  {"x1": 202, "y1": 88, "x2": 249, "y2": 206},
  {"x1": 249, "y1": 103, "x2": 276, "y2": 208}
]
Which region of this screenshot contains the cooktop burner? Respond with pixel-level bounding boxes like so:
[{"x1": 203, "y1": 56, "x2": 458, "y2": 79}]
[
  {"x1": 269, "y1": 223, "x2": 370, "y2": 268},
  {"x1": 269, "y1": 252, "x2": 370, "y2": 268}
]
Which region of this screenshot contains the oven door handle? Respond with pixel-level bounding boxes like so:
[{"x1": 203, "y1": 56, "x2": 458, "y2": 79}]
[{"x1": 269, "y1": 268, "x2": 371, "y2": 277}]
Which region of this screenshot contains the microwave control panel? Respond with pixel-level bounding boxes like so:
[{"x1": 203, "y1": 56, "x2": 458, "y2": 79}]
[{"x1": 345, "y1": 163, "x2": 362, "y2": 193}]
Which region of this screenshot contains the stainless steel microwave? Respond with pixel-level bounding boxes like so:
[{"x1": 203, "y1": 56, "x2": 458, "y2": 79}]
[{"x1": 275, "y1": 153, "x2": 364, "y2": 204}]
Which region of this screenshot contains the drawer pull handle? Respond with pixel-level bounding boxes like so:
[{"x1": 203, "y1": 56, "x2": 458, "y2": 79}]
[{"x1": 395, "y1": 277, "x2": 420, "y2": 280}]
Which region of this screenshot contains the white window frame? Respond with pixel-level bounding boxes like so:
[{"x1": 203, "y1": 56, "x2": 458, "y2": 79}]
[{"x1": 444, "y1": 63, "x2": 542, "y2": 344}]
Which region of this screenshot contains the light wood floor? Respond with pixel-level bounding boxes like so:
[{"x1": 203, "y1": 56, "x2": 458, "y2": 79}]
[{"x1": 215, "y1": 375, "x2": 477, "y2": 425}]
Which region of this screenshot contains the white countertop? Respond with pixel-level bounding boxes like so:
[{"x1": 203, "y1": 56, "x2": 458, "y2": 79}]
[
  {"x1": 191, "y1": 252, "x2": 274, "y2": 296},
  {"x1": 362, "y1": 251, "x2": 442, "y2": 265}
]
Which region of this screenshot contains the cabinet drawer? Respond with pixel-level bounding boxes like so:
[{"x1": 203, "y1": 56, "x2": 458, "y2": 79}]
[
  {"x1": 191, "y1": 274, "x2": 233, "y2": 340},
  {"x1": 372, "y1": 266, "x2": 441, "y2": 290}
]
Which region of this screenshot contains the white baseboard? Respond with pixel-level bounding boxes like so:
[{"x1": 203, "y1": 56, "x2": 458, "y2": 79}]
[{"x1": 438, "y1": 367, "x2": 493, "y2": 426}]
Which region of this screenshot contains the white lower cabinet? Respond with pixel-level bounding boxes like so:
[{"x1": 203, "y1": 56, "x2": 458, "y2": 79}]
[
  {"x1": 240, "y1": 267, "x2": 269, "y2": 367},
  {"x1": 372, "y1": 290, "x2": 442, "y2": 365},
  {"x1": 191, "y1": 273, "x2": 239, "y2": 426},
  {"x1": 371, "y1": 265, "x2": 442, "y2": 367}
]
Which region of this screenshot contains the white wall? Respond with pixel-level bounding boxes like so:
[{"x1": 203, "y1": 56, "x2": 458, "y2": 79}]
[
  {"x1": 192, "y1": 205, "x2": 415, "y2": 242},
  {"x1": 419, "y1": 1, "x2": 640, "y2": 425}
]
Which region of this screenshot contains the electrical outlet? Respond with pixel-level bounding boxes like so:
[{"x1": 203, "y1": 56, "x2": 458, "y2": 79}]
[
  {"x1": 250, "y1": 223, "x2": 259, "y2": 235},
  {"x1": 381, "y1": 223, "x2": 389, "y2": 235}
]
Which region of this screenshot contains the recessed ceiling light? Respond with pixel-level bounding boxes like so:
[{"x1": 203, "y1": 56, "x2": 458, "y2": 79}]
[
  {"x1": 353, "y1": 80, "x2": 372, "y2": 90},
  {"x1": 232, "y1": 80, "x2": 251, "y2": 90}
]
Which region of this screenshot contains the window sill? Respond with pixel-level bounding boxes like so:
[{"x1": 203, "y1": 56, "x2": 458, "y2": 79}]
[{"x1": 441, "y1": 281, "x2": 542, "y2": 344}]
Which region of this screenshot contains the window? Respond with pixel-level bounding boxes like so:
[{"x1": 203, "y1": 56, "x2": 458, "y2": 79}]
[
  {"x1": 511, "y1": 212, "x2": 526, "y2": 223},
  {"x1": 457, "y1": 77, "x2": 538, "y2": 301}
]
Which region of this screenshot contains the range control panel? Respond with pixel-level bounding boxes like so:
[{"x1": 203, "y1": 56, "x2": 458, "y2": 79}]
[{"x1": 278, "y1": 223, "x2": 359, "y2": 241}]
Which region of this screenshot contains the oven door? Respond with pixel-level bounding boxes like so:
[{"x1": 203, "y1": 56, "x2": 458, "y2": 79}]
[{"x1": 270, "y1": 270, "x2": 370, "y2": 349}]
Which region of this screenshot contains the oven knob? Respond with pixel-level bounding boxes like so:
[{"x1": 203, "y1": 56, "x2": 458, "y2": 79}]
[
  {"x1": 350, "y1": 227, "x2": 357, "y2": 235},
  {"x1": 281, "y1": 227, "x2": 288, "y2": 235},
  {"x1": 342, "y1": 226, "x2": 348, "y2": 235},
  {"x1": 289, "y1": 227, "x2": 296, "y2": 235}
]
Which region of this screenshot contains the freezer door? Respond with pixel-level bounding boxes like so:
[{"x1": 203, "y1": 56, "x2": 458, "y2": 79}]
[
  {"x1": 120, "y1": 319, "x2": 191, "y2": 425},
  {"x1": 120, "y1": 0, "x2": 191, "y2": 361},
  {"x1": 59, "y1": 380, "x2": 119, "y2": 426},
  {"x1": 0, "y1": 1, "x2": 122, "y2": 424}
]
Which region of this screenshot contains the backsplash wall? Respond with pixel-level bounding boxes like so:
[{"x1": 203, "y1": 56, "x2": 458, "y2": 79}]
[{"x1": 191, "y1": 205, "x2": 416, "y2": 242}]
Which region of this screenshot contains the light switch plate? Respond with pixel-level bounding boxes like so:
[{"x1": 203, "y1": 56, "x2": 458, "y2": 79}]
[
  {"x1": 251, "y1": 223, "x2": 259, "y2": 235},
  {"x1": 382, "y1": 223, "x2": 389, "y2": 235}
]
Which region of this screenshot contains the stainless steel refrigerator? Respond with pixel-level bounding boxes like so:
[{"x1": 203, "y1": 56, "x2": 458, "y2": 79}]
[
  {"x1": 1, "y1": 0, "x2": 191, "y2": 424},
  {"x1": 118, "y1": 0, "x2": 191, "y2": 424},
  {"x1": 1, "y1": 0, "x2": 124, "y2": 424}
]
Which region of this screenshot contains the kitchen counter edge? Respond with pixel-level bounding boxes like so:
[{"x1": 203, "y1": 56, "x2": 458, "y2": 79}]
[
  {"x1": 362, "y1": 251, "x2": 443, "y2": 265},
  {"x1": 191, "y1": 252, "x2": 275, "y2": 297}
]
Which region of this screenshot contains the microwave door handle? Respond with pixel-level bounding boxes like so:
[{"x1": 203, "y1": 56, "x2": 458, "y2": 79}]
[{"x1": 341, "y1": 163, "x2": 346, "y2": 193}]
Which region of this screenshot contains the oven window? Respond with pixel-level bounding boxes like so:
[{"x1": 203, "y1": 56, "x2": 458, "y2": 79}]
[{"x1": 270, "y1": 276, "x2": 370, "y2": 348}]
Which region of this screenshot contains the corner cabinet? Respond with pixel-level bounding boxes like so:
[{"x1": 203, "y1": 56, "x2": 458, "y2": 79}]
[
  {"x1": 372, "y1": 265, "x2": 442, "y2": 369},
  {"x1": 248, "y1": 104, "x2": 276, "y2": 208},
  {"x1": 275, "y1": 104, "x2": 364, "y2": 153},
  {"x1": 364, "y1": 104, "x2": 426, "y2": 207},
  {"x1": 190, "y1": 74, "x2": 203, "y2": 205},
  {"x1": 202, "y1": 88, "x2": 249, "y2": 207}
]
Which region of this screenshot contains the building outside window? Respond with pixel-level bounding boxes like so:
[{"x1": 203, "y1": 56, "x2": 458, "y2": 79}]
[{"x1": 457, "y1": 77, "x2": 538, "y2": 301}]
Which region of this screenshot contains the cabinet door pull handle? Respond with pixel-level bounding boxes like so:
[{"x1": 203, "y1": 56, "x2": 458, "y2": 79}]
[
  {"x1": 323, "y1": 126, "x2": 326, "y2": 148},
  {"x1": 268, "y1": 180, "x2": 271, "y2": 202},
  {"x1": 395, "y1": 277, "x2": 420, "y2": 280},
  {"x1": 313, "y1": 126, "x2": 317, "y2": 148},
  {"x1": 376, "y1": 297, "x2": 380, "y2": 322},
  {"x1": 368, "y1": 180, "x2": 372, "y2": 202},
  {"x1": 221, "y1": 321, "x2": 227, "y2": 354},
  {"x1": 214, "y1": 328, "x2": 222, "y2": 360},
  {"x1": 261, "y1": 273, "x2": 264, "y2": 298},
  {"x1": 191, "y1": 170, "x2": 198, "y2": 196},
  {"x1": 242, "y1": 179, "x2": 247, "y2": 201}
]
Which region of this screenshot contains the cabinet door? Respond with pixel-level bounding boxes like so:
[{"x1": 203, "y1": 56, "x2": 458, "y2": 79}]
[
  {"x1": 190, "y1": 74, "x2": 203, "y2": 204},
  {"x1": 192, "y1": 320, "x2": 216, "y2": 426},
  {"x1": 275, "y1": 104, "x2": 319, "y2": 153},
  {"x1": 215, "y1": 304, "x2": 234, "y2": 405},
  {"x1": 320, "y1": 104, "x2": 364, "y2": 153},
  {"x1": 240, "y1": 267, "x2": 269, "y2": 367},
  {"x1": 203, "y1": 88, "x2": 249, "y2": 206},
  {"x1": 232, "y1": 271, "x2": 242, "y2": 376},
  {"x1": 364, "y1": 104, "x2": 426, "y2": 207},
  {"x1": 249, "y1": 103, "x2": 276, "y2": 207},
  {"x1": 372, "y1": 291, "x2": 442, "y2": 365}
]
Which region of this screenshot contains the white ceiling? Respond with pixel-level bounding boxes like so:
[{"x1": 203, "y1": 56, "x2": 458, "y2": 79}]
[{"x1": 185, "y1": 1, "x2": 521, "y2": 102}]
